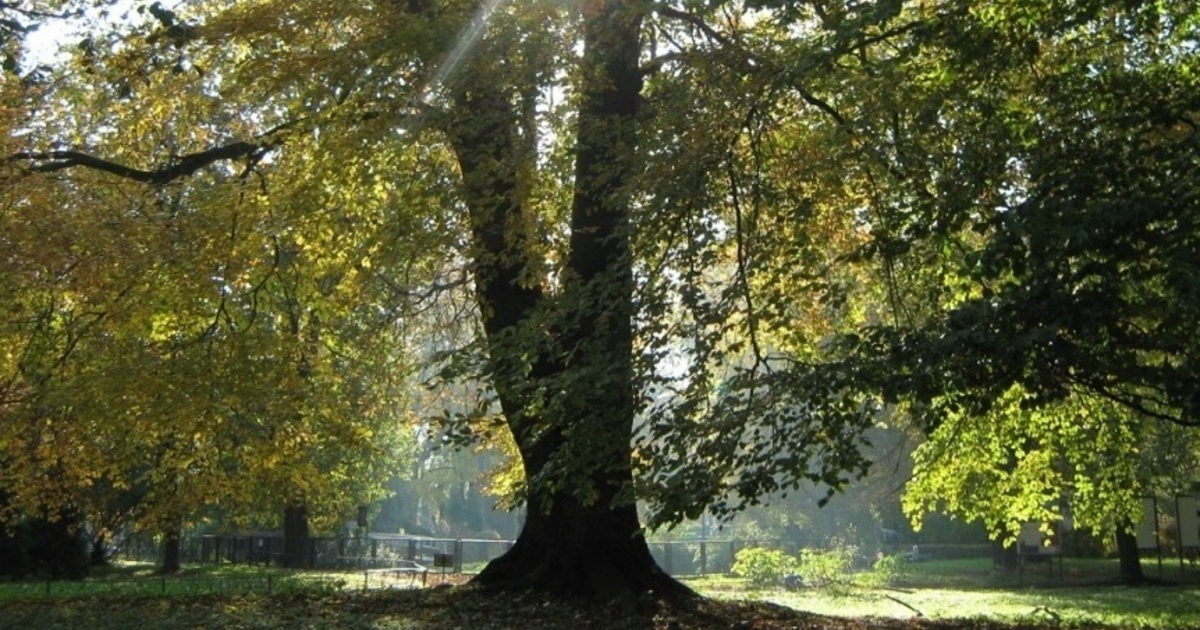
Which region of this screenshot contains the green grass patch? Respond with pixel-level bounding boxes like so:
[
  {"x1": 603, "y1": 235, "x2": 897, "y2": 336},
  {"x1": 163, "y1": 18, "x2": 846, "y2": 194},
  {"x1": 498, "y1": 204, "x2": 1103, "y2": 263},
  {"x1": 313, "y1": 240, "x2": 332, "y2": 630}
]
[
  {"x1": 0, "y1": 562, "x2": 379, "y2": 600},
  {"x1": 4, "y1": 558, "x2": 1200, "y2": 628},
  {"x1": 684, "y1": 556, "x2": 1200, "y2": 628},
  {"x1": 1, "y1": 582, "x2": 1198, "y2": 630},
  {"x1": 737, "y1": 585, "x2": 1200, "y2": 628}
]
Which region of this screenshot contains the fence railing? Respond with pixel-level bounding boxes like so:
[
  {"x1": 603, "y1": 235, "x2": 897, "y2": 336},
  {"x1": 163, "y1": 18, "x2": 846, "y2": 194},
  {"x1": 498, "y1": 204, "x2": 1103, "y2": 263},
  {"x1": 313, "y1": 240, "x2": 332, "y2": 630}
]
[
  {"x1": 120, "y1": 535, "x2": 756, "y2": 576},
  {"x1": 118, "y1": 533, "x2": 515, "y2": 573},
  {"x1": 0, "y1": 571, "x2": 430, "y2": 599},
  {"x1": 117, "y1": 535, "x2": 996, "y2": 576},
  {"x1": 650, "y1": 540, "x2": 744, "y2": 576}
]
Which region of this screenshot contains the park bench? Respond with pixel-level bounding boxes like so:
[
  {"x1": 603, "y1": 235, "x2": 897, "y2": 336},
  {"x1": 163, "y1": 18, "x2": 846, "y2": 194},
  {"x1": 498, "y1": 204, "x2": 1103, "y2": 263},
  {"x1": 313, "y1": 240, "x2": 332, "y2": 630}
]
[
  {"x1": 364, "y1": 560, "x2": 429, "y2": 587},
  {"x1": 1017, "y1": 522, "x2": 1063, "y2": 582}
]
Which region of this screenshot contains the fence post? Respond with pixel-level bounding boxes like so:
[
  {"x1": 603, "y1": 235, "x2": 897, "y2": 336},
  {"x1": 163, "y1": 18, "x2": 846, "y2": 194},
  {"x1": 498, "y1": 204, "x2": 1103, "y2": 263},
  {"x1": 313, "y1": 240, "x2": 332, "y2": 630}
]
[
  {"x1": 700, "y1": 541, "x2": 708, "y2": 575},
  {"x1": 455, "y1": 539, "x2": 464, "y2": 573}
]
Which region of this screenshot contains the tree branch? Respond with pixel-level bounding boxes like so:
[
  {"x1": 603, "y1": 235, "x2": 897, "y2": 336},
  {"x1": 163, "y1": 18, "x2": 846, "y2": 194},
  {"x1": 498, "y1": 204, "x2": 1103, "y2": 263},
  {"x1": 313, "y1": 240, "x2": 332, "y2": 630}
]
[
  {"x1": 1072, "y1": 376, "x2": 1200, "y2": 427},
  {"x1": 6, "y1": 103, "x2": 432, "y2": 186},
  {"x1": 650, "y1": 4, "x2": 858, "y2": 129},
  {"x1": 653, "y1": 5, "x2": 738, "y2": 50},
  {"x1": 9, "y1": 140, "x2": 272, "y2": 185},
  {"x1": 794, "y1": 85, "x2": 849, "y2": 128},
  {"x1": 0, "y1": 2, "x2": 82, "y2": 21}
]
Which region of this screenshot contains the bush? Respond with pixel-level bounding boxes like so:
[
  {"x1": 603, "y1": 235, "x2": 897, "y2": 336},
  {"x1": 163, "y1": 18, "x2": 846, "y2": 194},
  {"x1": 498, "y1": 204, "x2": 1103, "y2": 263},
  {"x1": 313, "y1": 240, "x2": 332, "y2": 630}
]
[
  {"x1": 866, "y1": 552, "x2": 912, "y2": 588},
  {"x1": 0, "y1": 510, "x2": 89, "y2": 580},
  {"x1": 798, "y1": 545, "x2": 855, "y2": 592},
  {"x1": 731, "y1": 547, "x2": 800, "y2": 588}
]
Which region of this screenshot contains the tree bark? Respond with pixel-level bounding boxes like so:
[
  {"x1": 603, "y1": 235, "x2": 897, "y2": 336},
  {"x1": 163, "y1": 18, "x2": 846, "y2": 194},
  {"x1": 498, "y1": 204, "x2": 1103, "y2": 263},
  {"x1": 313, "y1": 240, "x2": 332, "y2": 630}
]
[
  {"x1": 1115, "y1": 522, "x2": 1145, "y2": 584},
  {"x1": 444, "y1": 0, "x2": 690, "y2": 601},
  {"x1": 161, "y1": 529, "x2": 182, "y2": 573},
  {"x1": 282, "y1": 504, "x2": 311, "y2": 569}
]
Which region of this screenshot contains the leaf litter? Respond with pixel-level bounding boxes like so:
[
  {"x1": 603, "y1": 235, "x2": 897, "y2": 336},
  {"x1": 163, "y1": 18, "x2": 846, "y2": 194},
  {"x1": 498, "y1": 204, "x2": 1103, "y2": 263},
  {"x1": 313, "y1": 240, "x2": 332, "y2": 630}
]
[{"x1": 0, "y1": 586, "x2": 1150, "y2": 630}]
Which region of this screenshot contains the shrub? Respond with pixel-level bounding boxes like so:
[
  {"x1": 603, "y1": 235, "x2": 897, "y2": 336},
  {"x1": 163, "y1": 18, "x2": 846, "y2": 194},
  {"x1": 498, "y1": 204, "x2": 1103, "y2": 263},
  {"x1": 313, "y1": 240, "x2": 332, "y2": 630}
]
[
  {"x1": 731, "y1": 547, "x2": 800, "y2": 588},
  {"x1": 798, "y1": 545, "x2": 855, "y2": 592},
  {"x1": 866, "y1": 552, "x2": 912, "y2": 588},
  {"x1": 0, "y1": 510, "x2": 89, "y2": 580}
]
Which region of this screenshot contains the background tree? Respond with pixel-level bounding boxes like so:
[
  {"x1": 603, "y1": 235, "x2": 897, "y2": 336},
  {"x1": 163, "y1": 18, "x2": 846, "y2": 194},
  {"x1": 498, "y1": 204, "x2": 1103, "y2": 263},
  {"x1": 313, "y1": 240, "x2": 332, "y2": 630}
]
[
  {"x1": 904, "y1": 390, "x2": 1200, "y2": 582},
  {"x1": 1, "y1": 2, "x2": 419, "y2": 572},
  {"x1": 782, "y1": 1, "x2": 1200, "y2": 582}
]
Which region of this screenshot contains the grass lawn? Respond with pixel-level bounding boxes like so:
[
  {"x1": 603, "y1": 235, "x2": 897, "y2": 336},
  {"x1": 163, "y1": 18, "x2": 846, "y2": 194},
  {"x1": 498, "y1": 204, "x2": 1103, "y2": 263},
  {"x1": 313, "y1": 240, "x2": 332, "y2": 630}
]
[
  {"x1": 1, "y1": 557, "x2": 1199, "y2": 629},
  {"x1": 0, "y1": 561, "x2": 448, "y2": 602},
  {"x1": 685, "y1": 557, "x2": 1200, "y2": 628},
  {"x1": 735, "y1": 583, "x2": 1200, "y2": 628}
]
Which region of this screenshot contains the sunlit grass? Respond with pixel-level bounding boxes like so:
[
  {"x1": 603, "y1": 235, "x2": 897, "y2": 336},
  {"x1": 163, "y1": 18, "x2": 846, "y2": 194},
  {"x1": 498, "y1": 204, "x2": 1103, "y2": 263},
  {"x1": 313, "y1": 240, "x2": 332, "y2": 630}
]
[
  {"x1": 684, "y1": 556, "x2": 1200, "y2": 628},
  {"x1": 5, "y1": 557, "x2": 1200, "y2": 628},
  {"x1": 733, "y1": 585, "x2": 1200, "y2": 628},
  {"x1": 0, "y1": 561, "x2": 392, "y2": 600}
]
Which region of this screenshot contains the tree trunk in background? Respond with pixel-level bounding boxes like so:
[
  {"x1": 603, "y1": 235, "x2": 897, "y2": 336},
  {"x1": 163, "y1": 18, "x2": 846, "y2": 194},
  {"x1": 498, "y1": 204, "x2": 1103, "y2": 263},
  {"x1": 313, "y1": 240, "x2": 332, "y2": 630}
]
[
  {"x1": 90, "y1": 533, "x2": 109, "y2": 567},
  {"x1": 283, "y1": 505, "x2": 310, "y2": 569},
  {"x1": 1115, "y1": 523, "x2": 1145, "y2": 584},
  {"x1": 161, "y1": 529, "x2": 181, "y2": 573},
  {"x1": 992, "y1": 540, "x2": 1018, "y2": 570}
]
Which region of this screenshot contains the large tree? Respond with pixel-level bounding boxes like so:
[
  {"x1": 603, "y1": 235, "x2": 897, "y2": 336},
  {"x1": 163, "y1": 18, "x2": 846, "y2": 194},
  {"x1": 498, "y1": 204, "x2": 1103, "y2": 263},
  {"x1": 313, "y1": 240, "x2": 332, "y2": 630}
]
[{"x1": 4, "y1": 0, "x2": 876, "y2": 598}]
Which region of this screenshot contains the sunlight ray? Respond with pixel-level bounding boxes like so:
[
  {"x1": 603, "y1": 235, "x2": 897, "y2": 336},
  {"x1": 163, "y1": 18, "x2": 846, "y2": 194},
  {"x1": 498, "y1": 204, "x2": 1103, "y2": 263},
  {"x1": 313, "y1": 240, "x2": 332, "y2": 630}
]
[{"x1": 421, "y1": 0, "x2": 511, "y2": 104}]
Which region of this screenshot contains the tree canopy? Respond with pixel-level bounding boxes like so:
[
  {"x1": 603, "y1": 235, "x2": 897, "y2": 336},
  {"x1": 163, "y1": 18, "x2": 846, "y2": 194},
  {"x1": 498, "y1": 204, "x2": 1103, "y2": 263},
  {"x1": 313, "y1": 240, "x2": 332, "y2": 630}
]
[
  {"x1": 817, "y1": 0, "x2": 1200, "y2": 547},
  {"x1": 2, "y1": 0, "x2": 420, "y2": 544}
]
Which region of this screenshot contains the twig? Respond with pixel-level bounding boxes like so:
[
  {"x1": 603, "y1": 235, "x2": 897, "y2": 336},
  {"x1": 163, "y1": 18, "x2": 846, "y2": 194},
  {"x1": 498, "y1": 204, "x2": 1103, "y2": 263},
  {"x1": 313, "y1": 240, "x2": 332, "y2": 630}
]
[{"x1": 882, "y1": 593, "x2": 924, "y2": 617}]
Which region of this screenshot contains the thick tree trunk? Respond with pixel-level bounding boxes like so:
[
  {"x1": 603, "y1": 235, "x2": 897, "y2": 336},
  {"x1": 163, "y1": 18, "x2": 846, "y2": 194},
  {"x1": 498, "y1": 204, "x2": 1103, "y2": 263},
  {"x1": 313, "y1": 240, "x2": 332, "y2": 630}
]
[
  {"x1": 282, "y1": 504, "x2": 311, "y2": 569},
  {"x1": 161, "y1": 529, "x2": 182, "y2": 573},
  {"x1": 474, "y1": 495, "x2": 683, "y2": 598},
  {"x1": 444, "y1": 0, "x2": 689, "y2": 600},
  {"x1": 1115, "y1": 523, "x2": 1145, "y2": 584}
]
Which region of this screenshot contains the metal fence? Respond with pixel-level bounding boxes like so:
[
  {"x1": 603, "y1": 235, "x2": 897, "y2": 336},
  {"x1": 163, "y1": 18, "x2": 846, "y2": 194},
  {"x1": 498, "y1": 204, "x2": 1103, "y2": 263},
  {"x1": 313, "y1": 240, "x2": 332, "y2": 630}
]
[
  {"x1": 119, "y1": 535, "x2": 992, "y2": 576},
  {"x1": 119, "y1": 533, "x2": 514, "y2": 573},
  {"x1": 120, "y1": 534, "x2": 757, "y2": 576},
  {"x1": 649, "y1": 539, "x2": 790, "y2": 576}
]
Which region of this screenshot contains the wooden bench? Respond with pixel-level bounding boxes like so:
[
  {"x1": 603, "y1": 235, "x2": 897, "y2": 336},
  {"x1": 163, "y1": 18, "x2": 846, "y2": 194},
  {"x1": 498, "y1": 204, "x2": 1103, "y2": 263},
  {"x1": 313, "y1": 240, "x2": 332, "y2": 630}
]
[{"x1": 364, "y1": 560, "x2": 429, "y2": 587}]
